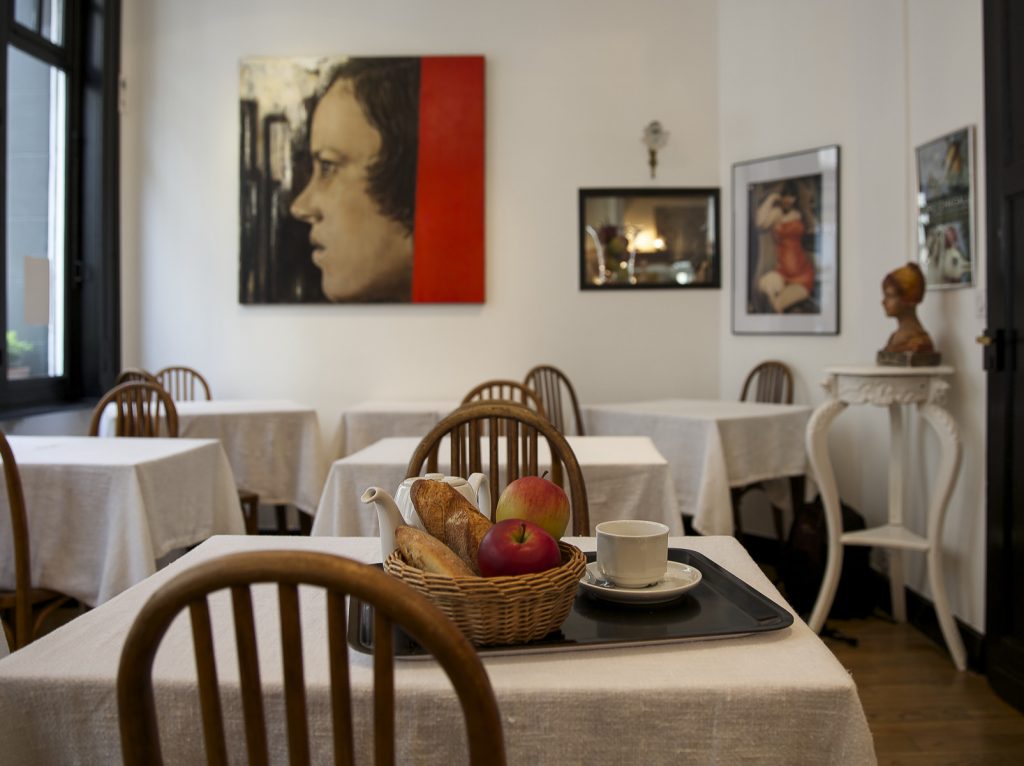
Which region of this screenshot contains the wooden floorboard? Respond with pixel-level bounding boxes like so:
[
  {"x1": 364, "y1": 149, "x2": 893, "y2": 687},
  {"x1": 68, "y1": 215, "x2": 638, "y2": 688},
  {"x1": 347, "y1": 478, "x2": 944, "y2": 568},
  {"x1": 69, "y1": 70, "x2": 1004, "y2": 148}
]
[{"x1": 824, "y1": 614, "x2": 1024, "y2": 765}]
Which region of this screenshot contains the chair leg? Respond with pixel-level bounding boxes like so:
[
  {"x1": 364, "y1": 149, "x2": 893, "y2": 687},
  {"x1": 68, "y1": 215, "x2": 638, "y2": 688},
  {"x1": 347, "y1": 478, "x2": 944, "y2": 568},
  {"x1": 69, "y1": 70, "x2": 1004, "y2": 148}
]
[
  {"x1": 237, "y1": 490, "x2": 260, "y2": 535},
  {"x1": 730, "y1": 486, "x2": 745, "y2": 537},
  {"x1": 275, "y1": 504, "x2": 289, "y2": 534},
  {"x1": 770, "y1": 504, "x2": 786, "y2": 542},
  {"x1": 298, "y1": 512, "x2": 313, "y2": 536}
]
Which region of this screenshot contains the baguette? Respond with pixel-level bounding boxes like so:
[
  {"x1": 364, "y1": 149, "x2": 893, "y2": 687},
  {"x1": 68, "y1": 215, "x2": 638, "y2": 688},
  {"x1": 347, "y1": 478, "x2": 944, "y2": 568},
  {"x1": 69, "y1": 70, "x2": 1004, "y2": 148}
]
[
  {"x1": 411, "y1": 480, "x2": 492, "y2": 574},
  {"x1": 394, "y1": 525, "x2": 474, "y2": 578}
]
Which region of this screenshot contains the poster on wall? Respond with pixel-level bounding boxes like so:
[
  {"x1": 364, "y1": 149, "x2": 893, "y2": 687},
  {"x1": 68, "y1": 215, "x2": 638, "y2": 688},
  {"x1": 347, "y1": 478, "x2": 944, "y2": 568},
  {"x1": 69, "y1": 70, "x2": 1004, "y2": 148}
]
[
  {"x1": 239, "y1": 56, "x2": 485, "y2": 304},
  {"x1": 915, "y1": 125, "x2": 975, "y2": 288},
  {"x1": 731, "y1": 145, "x2": 840, "y2": 335}
]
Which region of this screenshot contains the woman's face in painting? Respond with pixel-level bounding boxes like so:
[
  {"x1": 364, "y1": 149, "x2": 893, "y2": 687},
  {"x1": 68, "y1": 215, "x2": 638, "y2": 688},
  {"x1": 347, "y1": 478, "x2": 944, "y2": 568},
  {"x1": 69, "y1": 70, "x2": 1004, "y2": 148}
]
[{"x1": 290, "y1": 79, "x2": 413, "y2": 301}]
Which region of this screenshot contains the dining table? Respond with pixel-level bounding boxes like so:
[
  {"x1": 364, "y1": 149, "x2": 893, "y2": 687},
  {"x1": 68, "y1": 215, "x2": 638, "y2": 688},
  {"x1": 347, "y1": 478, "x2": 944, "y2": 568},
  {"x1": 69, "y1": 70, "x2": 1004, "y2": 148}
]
[
  {"x1": 583, "y1": 399, "x2": 815, "y2": 536},
  {"x1": 0, "y1": 533, "x2": 876, "y2": 764},
  {"x1": 101, "y1": 399, "x2": 329, "y2": 515},
  {"x1": 310, "y1": 435, "x2": 683, "y2": 537},
  {"x1": 0, "y1": 435, "x2": 244, "y2": 607}
]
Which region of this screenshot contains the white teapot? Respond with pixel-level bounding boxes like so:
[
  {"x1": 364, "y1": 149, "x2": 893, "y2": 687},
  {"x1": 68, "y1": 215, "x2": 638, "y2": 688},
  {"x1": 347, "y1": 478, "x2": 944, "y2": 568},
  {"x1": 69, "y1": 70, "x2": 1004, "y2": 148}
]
[{"x1": 360, "y1": 472, "x2": 490, "y2": 560}]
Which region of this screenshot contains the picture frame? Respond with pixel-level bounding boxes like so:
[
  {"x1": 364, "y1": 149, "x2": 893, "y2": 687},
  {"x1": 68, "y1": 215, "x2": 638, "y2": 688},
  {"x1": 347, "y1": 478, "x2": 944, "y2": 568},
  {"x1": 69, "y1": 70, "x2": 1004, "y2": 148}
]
[
  {"x1": 915, "y1": 126, "x2": 975, "y2": 288},
  {"x1": 731, "y1": 145, "x2": 840, "y2": 335},
  {"x1": 578, "y1": 188, "x2": 720, "y2": 290}
]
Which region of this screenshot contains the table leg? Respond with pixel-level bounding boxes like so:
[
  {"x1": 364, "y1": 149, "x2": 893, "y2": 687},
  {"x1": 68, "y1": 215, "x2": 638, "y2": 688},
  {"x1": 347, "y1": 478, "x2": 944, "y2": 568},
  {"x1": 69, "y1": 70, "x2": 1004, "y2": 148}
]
[
  {"x1": 805, "y1": 398, "x2": 848, "y2": 633},
  {"x1": 888, "y1": 404, "x2": 907, "y2": 622},
  {"x1": 919, "y1": 401, "x2": 967, "y2": 670}
]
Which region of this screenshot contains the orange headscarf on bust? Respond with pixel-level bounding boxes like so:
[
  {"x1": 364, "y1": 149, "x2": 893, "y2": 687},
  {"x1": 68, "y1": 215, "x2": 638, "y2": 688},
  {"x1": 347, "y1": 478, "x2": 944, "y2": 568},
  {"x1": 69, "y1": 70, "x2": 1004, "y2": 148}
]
[{"x1": 882, "y1": 262, "x2": 926, "y2": 305}]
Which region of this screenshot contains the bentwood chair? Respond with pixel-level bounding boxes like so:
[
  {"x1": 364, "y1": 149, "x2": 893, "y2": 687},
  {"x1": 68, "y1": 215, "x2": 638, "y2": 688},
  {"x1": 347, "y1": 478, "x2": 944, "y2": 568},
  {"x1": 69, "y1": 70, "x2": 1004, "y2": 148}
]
[
  {"x1": 0, "y1": 429, "x2": 72, "y2": 651},
  {"x1": 154, "y1": 365, "x2": 212, "y2": 401},
  {"x1": 115, "y1": 368, "x2": 160, "y2": 386},
  {"x1": 733, "y1": 360, "x2": 795, "y2": 541},
  {"x1": 117, "y1": 550, "x2": 506, "y2": 766},
  {"x1": 523, "y1": 365, "x2": 586, "y2": 436},
  {"x1": 406, "y1": 402, "x2": 590, "y2": 535},
  {"x1": 460, "y1": 380, "x2": 548, "y2": 433},
  {"x1": 88, "y1": 381, "x2": 179, "y2": 438}
]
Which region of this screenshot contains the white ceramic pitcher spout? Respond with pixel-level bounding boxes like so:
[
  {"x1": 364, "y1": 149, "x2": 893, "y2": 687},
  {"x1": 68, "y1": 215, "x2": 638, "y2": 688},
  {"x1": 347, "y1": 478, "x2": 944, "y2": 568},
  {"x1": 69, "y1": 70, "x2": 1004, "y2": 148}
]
[{"x1": 360, "y1": 486, "x2": 405, "y2": 561}]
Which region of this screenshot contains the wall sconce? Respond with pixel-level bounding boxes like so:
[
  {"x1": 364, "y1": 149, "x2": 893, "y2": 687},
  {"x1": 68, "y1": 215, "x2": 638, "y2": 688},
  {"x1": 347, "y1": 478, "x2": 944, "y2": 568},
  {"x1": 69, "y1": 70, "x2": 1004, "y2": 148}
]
[{"x1": 642, "y1": 120, "x2": 669, "y2": 179}]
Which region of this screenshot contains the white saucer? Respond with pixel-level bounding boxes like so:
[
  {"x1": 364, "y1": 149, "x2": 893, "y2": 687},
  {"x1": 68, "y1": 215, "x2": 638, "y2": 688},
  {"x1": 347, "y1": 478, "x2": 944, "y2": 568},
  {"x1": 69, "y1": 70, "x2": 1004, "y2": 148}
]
[{"x1": 579, "y1": 561, "x2": 702, "y2": 605}]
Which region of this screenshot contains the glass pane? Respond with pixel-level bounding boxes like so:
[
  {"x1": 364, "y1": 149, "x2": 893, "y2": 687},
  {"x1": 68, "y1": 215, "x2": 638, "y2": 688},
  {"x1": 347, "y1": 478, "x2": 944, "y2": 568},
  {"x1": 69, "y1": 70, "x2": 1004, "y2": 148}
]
[
  {"x1": 6, "y1": 45, "x2": 66, "y2": 381},
  {"x1": 14, "y1": 0, "x2": 65, "y2": 46}
]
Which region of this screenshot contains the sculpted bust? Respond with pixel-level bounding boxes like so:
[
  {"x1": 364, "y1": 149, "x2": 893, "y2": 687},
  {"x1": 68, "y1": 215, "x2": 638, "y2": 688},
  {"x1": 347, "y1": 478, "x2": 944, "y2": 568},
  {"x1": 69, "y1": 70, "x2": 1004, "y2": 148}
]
[{"x1": 878, "y1": 262, "x2": 941, "y2": 366}]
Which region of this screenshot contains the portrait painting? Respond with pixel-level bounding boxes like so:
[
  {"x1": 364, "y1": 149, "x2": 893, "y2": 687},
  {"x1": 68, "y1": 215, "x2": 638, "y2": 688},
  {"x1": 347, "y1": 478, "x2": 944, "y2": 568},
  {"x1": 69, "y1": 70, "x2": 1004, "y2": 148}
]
[
  {"x1": 915, "y1": 126, "x2": 974, "y2": 288},
  {"x1": 732, "y1": 145, "x2": 840, "y2": 335},
  {"x1": 239, "y1": 55, "x2": 484, "y2": 304}
]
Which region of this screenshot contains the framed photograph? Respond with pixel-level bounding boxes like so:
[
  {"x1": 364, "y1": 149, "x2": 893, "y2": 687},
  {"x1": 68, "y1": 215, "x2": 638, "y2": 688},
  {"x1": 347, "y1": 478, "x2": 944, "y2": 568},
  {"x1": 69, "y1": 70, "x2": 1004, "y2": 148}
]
[
  {"x1": 915, "y1": 126, "x2": 975, "y2": 288},
  {"x1": 731, "y1": 145, "x2": 840, "y2": 335},
  {"x1": 239, "y1": 56, "x2": 484, "y2": 304},
  {"x1": 578, "y1": 188, "x2": 720, "y2": 290}
]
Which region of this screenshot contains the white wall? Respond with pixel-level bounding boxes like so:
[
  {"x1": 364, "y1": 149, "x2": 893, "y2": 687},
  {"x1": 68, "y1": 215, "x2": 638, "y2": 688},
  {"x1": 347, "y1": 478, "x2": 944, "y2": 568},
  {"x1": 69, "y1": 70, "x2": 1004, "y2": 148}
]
[
  {"x1": 119, "y1": 0, "x2": 987, "y2": 629},
  {"x1": 120, "y1": 0, "x2": 723, "y2": 456},
  {"x1": 717, "y1": 0, "x2": 985, "y2": 631}
]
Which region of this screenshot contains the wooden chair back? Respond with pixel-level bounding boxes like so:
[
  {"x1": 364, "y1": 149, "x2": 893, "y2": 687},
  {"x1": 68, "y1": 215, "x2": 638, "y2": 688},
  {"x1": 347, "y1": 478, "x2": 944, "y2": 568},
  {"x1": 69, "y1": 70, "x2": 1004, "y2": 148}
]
[
  {"x1": 88, "y1": 381, "x2": 179, "y2": 438},
  {"x1": 523, "y1": 364, "x2": 586, "y2": 436},
  {"x1": 115, "y1": 368, "x2": 159, "y2": 386},
  {"x1": 155, "y1": 365, "x2": 212, "y2": 401},
  {"x1": 406, "y1": 402, "x2": 590, "y2": 535},
  {"x1": 117, "y1": 550, "x2": 506, "y2": 766},
  {"x1": 739, "y1": 361, "x2": 794, "y2": 404},
  {"x1": 0, "y1": 429, "x2": 70, "y2": 650},
  {"x1": 461, "y1": 379, "x2": 547, "y2": 420}
]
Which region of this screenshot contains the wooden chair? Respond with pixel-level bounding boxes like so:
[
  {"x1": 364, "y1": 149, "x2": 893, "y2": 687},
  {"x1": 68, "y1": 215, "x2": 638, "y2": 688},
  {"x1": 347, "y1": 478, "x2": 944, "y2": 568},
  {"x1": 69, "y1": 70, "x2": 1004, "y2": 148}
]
[
  {"x1": 523, "y1": 364, "x2": 586, "y2": 436},
  {"x1": 0, "y1": 429, "x2": 72, "y2": 651},
  {"x1": 87, "y1": 381, "x2": 179, "y2": 438},
  {"x1": 155, "y1": 365, "x2": 212, "y2": 401},
  {"x1": 115, "y1": 368, "x2": 159, "y2": 385},
  {"x1": 733, "y1": 360, "x2": 795, "y2": 541},
  {"x1": 739, "y1": 360, "x2": 794, "y2": 406},
  {"x1": 117, "y1": 550, "x2": 506, "y2": 765},
  {"x1": 461, "y1": 379, "x2": 547, "y2": 419},
  {"x1": 406, "y1": 402, "x2": 590, "y2": 535}
]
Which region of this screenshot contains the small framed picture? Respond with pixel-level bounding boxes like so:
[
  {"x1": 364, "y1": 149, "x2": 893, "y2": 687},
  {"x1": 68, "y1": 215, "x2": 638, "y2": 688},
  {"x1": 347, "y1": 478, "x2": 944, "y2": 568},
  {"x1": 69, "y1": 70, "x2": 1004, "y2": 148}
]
[
  {"x1": 915, "y1": 126, "x2": 975, "y2": 288},
  {"x1": 731, "y1": 145, "x2": 840, "y2": 335},
  {"x1": 578, "y1": 188, "x2": 720, "y2": 290}
]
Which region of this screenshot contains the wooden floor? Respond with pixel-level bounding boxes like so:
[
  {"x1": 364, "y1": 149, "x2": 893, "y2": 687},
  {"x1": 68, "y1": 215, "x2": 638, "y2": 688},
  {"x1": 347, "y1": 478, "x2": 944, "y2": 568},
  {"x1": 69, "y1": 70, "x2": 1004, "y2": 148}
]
[{"x1": 824, "y1": 615, "x2": 1024, "y2": 765}]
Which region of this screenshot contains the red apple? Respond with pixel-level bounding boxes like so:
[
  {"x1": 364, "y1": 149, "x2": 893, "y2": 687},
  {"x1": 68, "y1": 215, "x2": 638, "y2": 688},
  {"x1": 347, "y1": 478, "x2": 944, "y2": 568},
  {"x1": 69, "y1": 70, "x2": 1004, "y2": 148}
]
[
  {"x1": 494, "y1": 475, "x2": 570, "y2": 540},
  {"x1": 477, "y1": 519, "x2": 562, "y2": 577}
]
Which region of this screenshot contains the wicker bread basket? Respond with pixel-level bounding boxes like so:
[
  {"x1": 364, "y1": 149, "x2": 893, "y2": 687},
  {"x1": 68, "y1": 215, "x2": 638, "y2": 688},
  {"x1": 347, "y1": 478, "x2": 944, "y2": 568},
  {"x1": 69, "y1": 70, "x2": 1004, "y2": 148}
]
[{"x1": 384, "y1": 541, "x2": 587, "y2": 646}]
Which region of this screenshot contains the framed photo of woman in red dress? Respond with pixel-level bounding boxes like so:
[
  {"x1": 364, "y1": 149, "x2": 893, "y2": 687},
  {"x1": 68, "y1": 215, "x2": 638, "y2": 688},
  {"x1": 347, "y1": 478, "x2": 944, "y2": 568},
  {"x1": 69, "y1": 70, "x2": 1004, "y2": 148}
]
[{"x1": 731, "y1": 145, "x2": 840, "y2": 334}]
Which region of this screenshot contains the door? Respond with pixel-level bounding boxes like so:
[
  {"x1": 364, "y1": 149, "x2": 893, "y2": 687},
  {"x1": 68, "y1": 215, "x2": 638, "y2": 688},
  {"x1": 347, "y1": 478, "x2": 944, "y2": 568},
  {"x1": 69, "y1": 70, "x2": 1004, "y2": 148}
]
[{"x1": 983, "y1": 0, "x2": 1024, "y2": 711}]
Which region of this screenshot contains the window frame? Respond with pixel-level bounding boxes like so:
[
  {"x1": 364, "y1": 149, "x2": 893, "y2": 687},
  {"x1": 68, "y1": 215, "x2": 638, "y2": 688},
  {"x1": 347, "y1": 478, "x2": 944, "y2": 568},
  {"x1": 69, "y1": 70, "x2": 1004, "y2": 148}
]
[{"x1": 0, "y1": 0, "x2": 120, "y2": 415}]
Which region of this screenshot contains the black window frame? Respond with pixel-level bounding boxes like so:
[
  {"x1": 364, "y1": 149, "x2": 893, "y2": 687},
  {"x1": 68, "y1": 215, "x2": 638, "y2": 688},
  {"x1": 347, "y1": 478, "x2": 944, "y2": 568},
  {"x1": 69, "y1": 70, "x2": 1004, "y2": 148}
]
[{"x1": 0, "y1": 0, "x2": 120, "y2": 416}]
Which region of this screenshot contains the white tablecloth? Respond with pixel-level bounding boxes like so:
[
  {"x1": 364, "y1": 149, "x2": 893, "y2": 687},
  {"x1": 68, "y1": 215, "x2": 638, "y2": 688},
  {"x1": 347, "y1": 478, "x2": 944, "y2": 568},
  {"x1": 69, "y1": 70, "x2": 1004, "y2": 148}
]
[
  {"x1": 103, "y1": 399, "x2": 329, "y2": 513},
  {"x1": 311, "y1": 435, "x2": 683, "y2": 537},
  {"x1": 0, "y1": 436, "x2": 244, "y2": 607},
  {"x1": 0, "y1": 534, "x2": 875, "y2": 765},
  {"x1": 585, "y1": 399, "x2": 814, "y2": 536},
  {"x1": 339, "y1": 399, "x2": 458, "y2": 455}
]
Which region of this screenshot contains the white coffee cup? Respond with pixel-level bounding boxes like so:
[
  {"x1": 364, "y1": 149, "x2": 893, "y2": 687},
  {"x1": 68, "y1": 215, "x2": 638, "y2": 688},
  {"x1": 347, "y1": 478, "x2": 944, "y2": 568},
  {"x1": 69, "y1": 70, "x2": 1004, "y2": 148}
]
[{"x1": 595, "y1": 520, "x2": 670, "y2": 588}]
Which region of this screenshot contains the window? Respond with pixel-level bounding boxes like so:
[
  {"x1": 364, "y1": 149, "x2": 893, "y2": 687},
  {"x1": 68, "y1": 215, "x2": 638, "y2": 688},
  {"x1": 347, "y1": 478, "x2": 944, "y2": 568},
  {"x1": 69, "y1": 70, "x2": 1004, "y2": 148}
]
[{"x1": 1, "y1": 0, "x2": 120, "y2": 413}]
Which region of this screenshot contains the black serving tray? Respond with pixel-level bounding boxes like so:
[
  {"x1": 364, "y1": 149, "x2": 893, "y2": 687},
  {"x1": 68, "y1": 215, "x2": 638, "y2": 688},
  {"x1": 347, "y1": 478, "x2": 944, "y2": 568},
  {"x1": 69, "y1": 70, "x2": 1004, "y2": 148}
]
[{"x1": 348, "y1": 548, "x2": 793, "y2": 659}]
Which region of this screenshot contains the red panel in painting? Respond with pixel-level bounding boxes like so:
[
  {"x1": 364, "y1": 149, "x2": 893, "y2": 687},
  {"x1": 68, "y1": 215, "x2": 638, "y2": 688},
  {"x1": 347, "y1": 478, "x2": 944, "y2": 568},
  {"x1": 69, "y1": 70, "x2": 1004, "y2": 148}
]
[{"x1": 412, "y1": 56, "x2": 485, "y2": 303}]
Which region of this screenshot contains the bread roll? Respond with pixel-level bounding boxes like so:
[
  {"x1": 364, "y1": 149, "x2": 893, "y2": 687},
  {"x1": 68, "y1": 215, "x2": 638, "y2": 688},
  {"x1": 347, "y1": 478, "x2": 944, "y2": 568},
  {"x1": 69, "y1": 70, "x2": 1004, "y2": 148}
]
[
  {"x1": 394, "y1": 525, "x2": 474, "y2": 578},
  {"x1": 411, "y1": 480, "x2": 492, "y2": 574}
]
